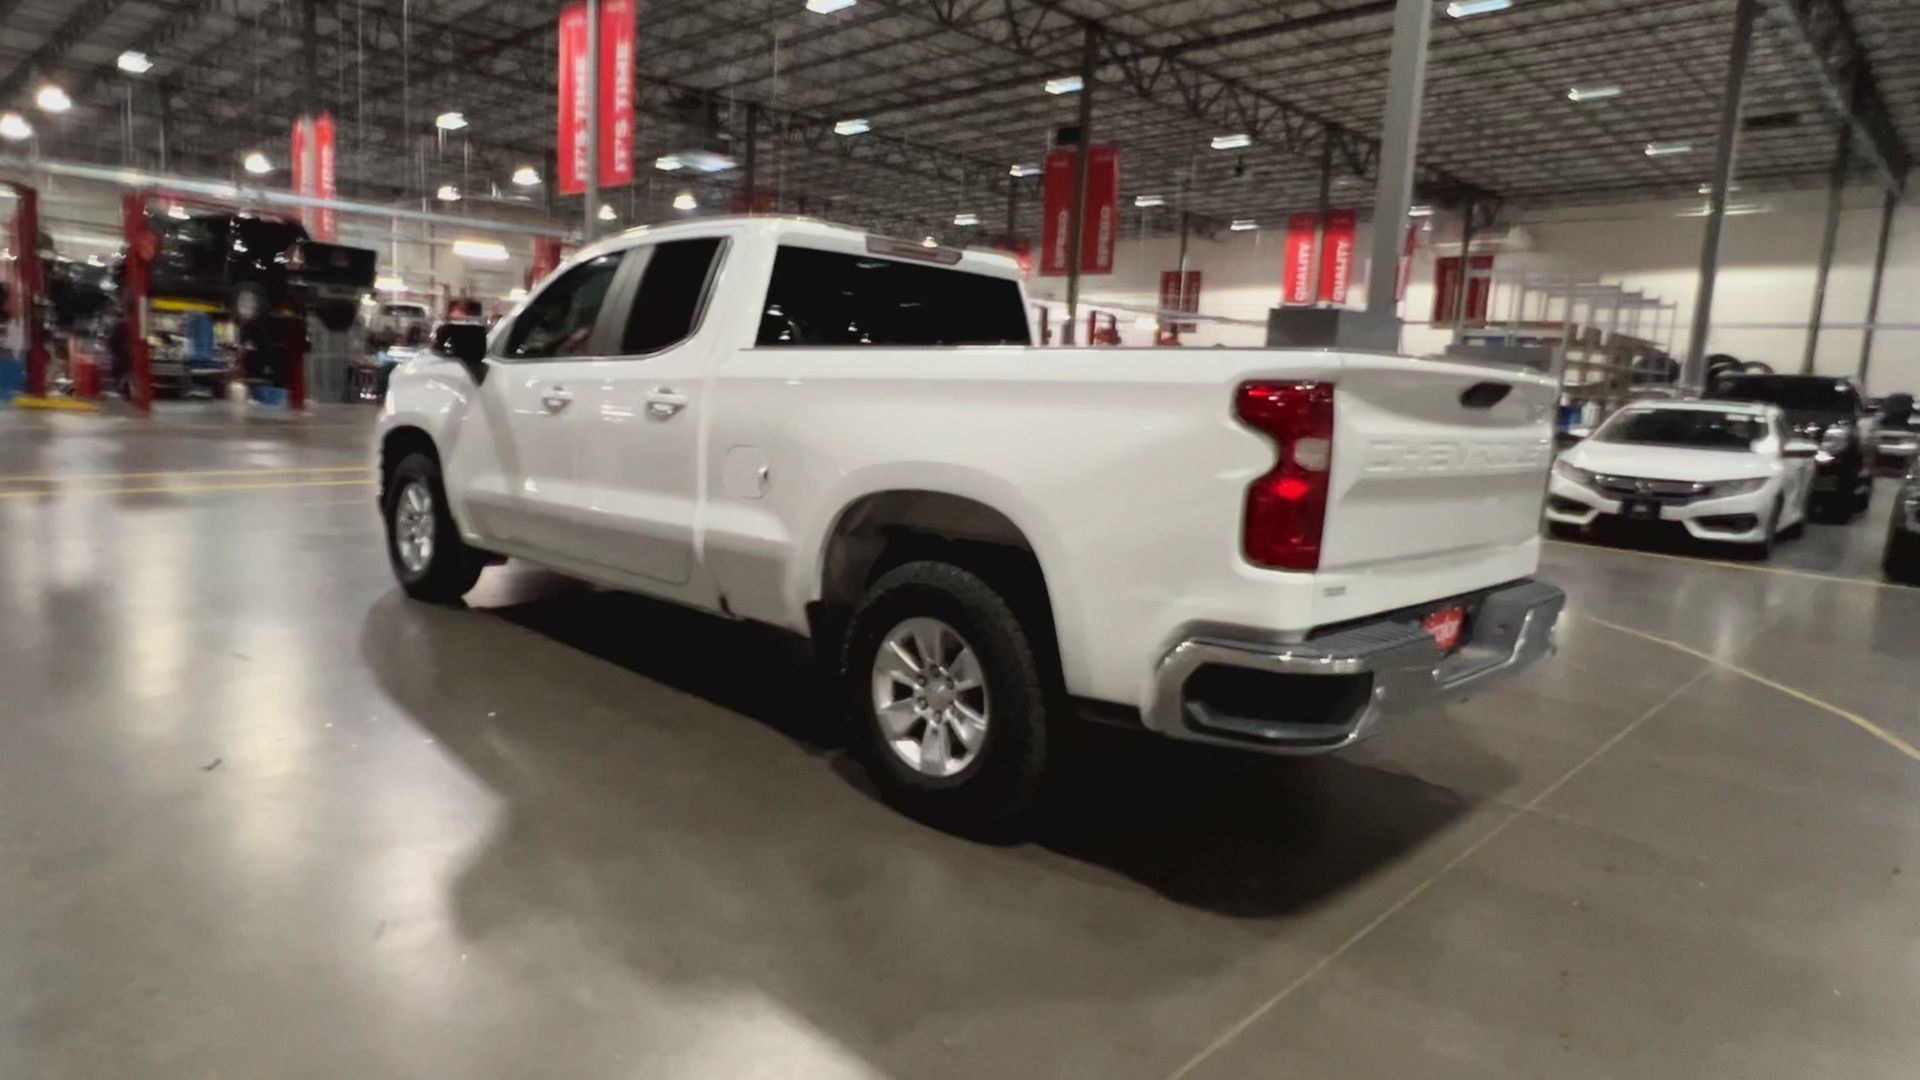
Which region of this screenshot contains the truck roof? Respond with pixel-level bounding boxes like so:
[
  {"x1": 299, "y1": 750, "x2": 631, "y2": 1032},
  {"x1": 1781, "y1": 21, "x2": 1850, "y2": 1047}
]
[{"x1": 575, "y1": 214, "x2": 1025, "y2": 281}]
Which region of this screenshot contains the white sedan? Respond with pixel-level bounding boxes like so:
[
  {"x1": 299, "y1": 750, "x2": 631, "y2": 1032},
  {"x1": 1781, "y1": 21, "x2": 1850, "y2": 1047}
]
[{"x1": 1546, "y1": 400, "x2": 1815, "y2": 557}]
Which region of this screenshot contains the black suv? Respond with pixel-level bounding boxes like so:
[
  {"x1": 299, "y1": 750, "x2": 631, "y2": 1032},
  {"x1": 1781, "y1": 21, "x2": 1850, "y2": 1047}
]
[
  {"x1": 147, "y1": 211, "x2": 376, "y2": 331},
  {"x1": 1708, "y1": 373, "x2": 1875, "y2": 522}
]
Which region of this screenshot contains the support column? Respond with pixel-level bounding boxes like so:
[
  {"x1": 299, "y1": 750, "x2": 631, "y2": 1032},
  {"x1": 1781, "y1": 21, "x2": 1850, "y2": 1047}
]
[
  {"x1": 1062, "y1": 23, "x2": 1096, "y2": 346},
  {"x1": 1857, "y1": 188, "x2": 1897, "y2": 386},
  {"x1": 584, "y1": 0, "x2": 601, "y2": 241},
  {"x1": 742, "y1": 103, "x2": 759, "y2": 211},
  {"x1": 1005, "y1": 179, "x2": 1018, "y2": 238},
  {"x1": 1304, "y1": 132, "x2": 1334, "y2": 309},
  {"x1": 1683, "y1": 0, "x2": 1758, "y2": 389},
  {"x1": 1802, "y1": 121, "x2": 1852, "y2": 373},
  {"x1": 1452, "y1": 201, "x2": 1477, "y2": 335},
  {"x1": 1364, "y1": 0, "x2": 1433, "y2": 324},
  {"x1": 157, "y1": 80, "x2": 172, "y2": 171}
]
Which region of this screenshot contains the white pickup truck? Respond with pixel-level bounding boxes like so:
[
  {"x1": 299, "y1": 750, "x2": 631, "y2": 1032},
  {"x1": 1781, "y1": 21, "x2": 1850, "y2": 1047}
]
[{"x1": 377, "y1": 216, "x2": 1564, "y2": 829}]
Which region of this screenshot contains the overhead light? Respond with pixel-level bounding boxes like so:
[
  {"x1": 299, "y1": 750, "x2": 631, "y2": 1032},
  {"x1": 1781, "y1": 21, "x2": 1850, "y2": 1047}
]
[
  {"x1": 511, "y1": 165, "x2": 541, "y2": 186},
  {"x1": 0, "y1": 112, "x2": 31, "y2": 141},
  {"x1": 1009, "y1": 163, "x2": 1041, "y2": 177},
  {"x1": 833, "y1": 118, "x2": 870, "y2": 136},
  {"x1": 242, "y1": 150, "x2": 272, "y2": 174},
  {"x1": 375, "y1": 275, "x2": 407, "y2": 291},
  {"x1": 167, "y1": 203, "x2": 189, "y2": 220},
  {"x1": 1229, "y1": 218, "x2": 1257, "y2": 231},
  {"x1": 1408, "y1": 204, "x2": 1434, "y2": 217},
  {"x1": 1698, "y1": 181, "x2": 1742, "y2": 193},
  {"x1": 1044, "y1": 76, "x2": 1083, "y2": 95},
  {"x1": 117, "y1": 50, "x2": 153, "y2": 75},
  {"x1": 1445, "y1": 0, "x2": 1512, "y2": 16},
  {"x1": 655, "y1": 154, "x2": 685, "y2": 172},
  {"x1": 436, "y1": 184, "x2": 460, "y2": 201},
  {"x1": 1645, "y1": 141, "x2": 1693, "y2": 156},
  {"x1": 952, "y1": 212, "x2": 979, "y2": 226},
  {"x1": 452, "y1": 239, "x2": 509, "y2": 261},
  {"x1": 921, "y1": 236, "x2": 940, "y2": 248},
  {"x1": 1134, "y1": 194, "x2": 1166, "y2": 207},
  {"x1": 1677, "y1": 201, "x2": 1770, "y2": 217},
  {"x1": 657, "y1": 150, "x2": 733, "y2": 173},
  {"x1": 435, "y1": 111, "x2": 467, "y2": 131},
  {"x1": 507, "y1": 286, "x2": 529, "y2": 301},
  {"x1": 1567, "y1": 85, "x2": 1622, "y2": 102},
  {"x1": 805, "y1": 0, "x2": 856, "y2": 11},
  {"x1": 672, "y1": 191, "x2": 697, "y2": 211},
  {"x1": 1211, "y1": 132, "x2": 1252, "y2": 150},
  {"x1": 598, "y1": 203, "x2": 617, "y2": 221},
  {"x1": 35, "y1": 84, "x2": 71, "y2": 113},
  {"x1": 86, "y1": 254, "x2": 103, "y2": 267}
]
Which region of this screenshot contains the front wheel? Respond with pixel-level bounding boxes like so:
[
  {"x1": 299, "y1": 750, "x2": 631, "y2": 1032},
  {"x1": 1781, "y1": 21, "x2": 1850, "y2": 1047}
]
[
  {"x1": 1739, "y1": 499, "x2": 1780, "y2": 560},
  {"x1": 841, "y1": 560, "x2": 1054, "y2": 832},
  {"x1": 384, "y1": 453, "x2": 486, "y2": 603},
  {"x1": 1885, "y1": 524, "x2": 1920, "y2": 586}
]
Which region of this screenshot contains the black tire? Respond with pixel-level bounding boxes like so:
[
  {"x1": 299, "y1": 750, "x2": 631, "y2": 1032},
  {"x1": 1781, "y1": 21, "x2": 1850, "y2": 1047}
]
[
  {"x1": 383, "y1": 452, "x2": 486, "y2": 603},
  {"x1": 1855, "y1": 470, "x2": 1873, "y2": 513},
  {"x1": 230, "y1": 282, "x2": 269, "y2": 327},
  {"x1": 1811, "y1": 490, "x2": 1851, "y2": 524},
  {"x1": 1546, "y1": 521, "x2": 1582, "y2": 541},
  {"x1": 1885, "y1": 524, "x2": 1920, "y2": 586},
  {"x1": 316, "y1": 299, "x2": 359, "y2": 332},
  {"x1": 841, "y1": 560, "x2": 1053, "y2": 832}
]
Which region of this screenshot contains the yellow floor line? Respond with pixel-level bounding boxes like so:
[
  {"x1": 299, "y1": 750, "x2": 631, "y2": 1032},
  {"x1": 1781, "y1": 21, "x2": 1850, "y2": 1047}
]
[
  {"x1": 1545, "y1": 537, "x2": 1917, "y2": 592},
  {"x1": 1579, "y1": 613, "x2": 1920, "y2": 764},
  {"x1": 0, "y1": 478, "x2": 372, "y2": 500},
  {"x1": 8, "y1": 396, "x2": 102, "y2": 412},
  {"x1": 0, "y1": 465, "x2": 366, "y2": 483}
]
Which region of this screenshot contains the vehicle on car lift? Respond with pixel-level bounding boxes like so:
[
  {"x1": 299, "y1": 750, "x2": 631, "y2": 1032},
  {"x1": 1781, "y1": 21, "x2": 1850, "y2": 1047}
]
[
  {"x1": 1547, "y1": 400, "x2": 1815, "y2": 558},
  {"x1": 146, "y1": 209, "x2": 376, "y2": 332},
  {"x1": 1707, "y1": 373, "x2": 1875, "y2": 522},
  {"x1": 1873, "y1": 392, "x2": 1917, "y2": 472},
  {"x1": 1885, "y1": 459, "x2": 1920, "y2": 585},
  {"x1": 373, "y1": 216, "x2": 1565, "y2": 831}
]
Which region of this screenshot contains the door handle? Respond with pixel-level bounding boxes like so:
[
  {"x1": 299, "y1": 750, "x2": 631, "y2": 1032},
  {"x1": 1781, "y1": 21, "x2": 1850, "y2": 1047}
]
[
  {"x1": 646, "y1": 387, "x2": 689, "y2": 419},
  {"x1": 541, "y1": 386, "x2": 573, "y2": 413}
]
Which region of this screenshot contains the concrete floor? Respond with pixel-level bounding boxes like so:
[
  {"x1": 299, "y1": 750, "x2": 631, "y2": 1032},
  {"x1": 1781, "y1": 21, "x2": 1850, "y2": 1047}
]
[{"x1": 4, "y1": 403, "x2": 1918, "y2": 1080}]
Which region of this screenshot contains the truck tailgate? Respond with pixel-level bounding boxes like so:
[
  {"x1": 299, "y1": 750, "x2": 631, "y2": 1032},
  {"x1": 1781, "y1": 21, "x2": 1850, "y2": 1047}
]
[{"x1": 1317, "y1": 356, "x2": 1554, "y2": 599}]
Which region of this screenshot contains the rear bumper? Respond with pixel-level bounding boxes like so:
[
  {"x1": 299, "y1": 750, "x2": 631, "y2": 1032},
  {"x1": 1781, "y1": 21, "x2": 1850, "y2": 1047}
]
[{"x1": 1146, "y1": 579, "x2": 1565, "y2": 754}]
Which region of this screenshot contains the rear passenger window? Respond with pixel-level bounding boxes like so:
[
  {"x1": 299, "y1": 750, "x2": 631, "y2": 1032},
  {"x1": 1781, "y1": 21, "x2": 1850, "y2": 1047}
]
[
  {"x1": 621, "y1": 238, "x2": 724, "y2": 354},
  {"x1": 502, "y1": 253, "x2": 623, "y2": 359},
  {"x1": 756, "y1": 246, "x2": 1031, "y2": 347}
]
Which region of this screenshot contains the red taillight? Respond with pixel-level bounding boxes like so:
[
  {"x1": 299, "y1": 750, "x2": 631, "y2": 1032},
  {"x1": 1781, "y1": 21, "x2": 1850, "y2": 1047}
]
[{"x1": 1235, "y1": 380, "x2": 1334, "y2": 571}]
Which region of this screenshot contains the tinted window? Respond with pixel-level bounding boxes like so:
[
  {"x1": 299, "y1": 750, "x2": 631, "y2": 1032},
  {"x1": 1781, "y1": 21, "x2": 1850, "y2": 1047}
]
[
  {"x1": 1594, "y1": 408, "x2": 1767, "y2": 451},
  {"x1": 502, "y1": 253, "x2": 623, "y2": 359},
  {"x1": 757, "y1": 246, "x2": 1030, "y2": 347},
  {"x1": 1710, "y1": 375, "x2": 1855, "y2": 415},
  {"x1": 621, "y1": 238, "x2": 724, "y2": 354}
]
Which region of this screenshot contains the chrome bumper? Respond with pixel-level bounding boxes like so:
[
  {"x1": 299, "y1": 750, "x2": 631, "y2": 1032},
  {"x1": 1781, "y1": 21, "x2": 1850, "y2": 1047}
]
[{"x1": 1148, "y1": 580, "x2": 1565, "y2": 754}]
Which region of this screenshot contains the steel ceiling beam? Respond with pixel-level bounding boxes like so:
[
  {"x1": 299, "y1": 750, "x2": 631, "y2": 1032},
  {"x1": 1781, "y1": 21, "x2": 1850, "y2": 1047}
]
[
  {"x1": 0, "y1": 0, "x2": 136, "y2": 100},
  {"x1": 1764, "y1": 0, "x2": 1910, "y2": 190}
]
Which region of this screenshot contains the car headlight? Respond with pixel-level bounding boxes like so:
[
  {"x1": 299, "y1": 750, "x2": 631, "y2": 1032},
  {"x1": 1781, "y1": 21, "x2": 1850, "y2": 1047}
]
[
  {"x1": 1706, "y1": 476, "x2": 1769, "y2": 497},
  {"x1": 1552, "y1": 460, "x2": 1596, "y2": 488},
  {"x1": 1820, "y1": 423, "x2": 1851, "y2": 454}
]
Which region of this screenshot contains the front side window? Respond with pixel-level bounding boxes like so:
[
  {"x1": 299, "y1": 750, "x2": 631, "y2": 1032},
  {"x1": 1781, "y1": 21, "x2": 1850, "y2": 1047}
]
[
  {"x1": 1594, "y1": 408, "x2": 1767, "y2": 451},
  {"x1": 756, "y1": 245, "x2": 1031, "y2": 347},
  {"x1": 621, "y1": 238, "x2": 724, "y2": 354},
  {"x1": 502, "y1": 252, "x2": 623, "y2": 359}
]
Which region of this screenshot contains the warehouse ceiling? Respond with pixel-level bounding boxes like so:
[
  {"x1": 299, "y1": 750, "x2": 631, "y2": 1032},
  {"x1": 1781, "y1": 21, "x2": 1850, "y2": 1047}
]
[{"x1": 0, "y1": 0, "x2": 1912, "y2": 239}]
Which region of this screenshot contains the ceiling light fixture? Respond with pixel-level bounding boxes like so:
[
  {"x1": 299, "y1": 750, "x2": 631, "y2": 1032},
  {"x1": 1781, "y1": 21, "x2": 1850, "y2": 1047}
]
[
  {"x1": 452, "y1": 239, "x2": 509, "y2": 261},
  {"x1": 952, "y1": 212, "x2": 979, "y2": 226},
  {"x1": 34, "y1": 84, "x2": 71, "y2": 113},
  {"x1": 1408, "y1": 204, "x2": 1434, "y2": 217},
  {"x1": 1676, "y1": 201, "x2": 1770, "y2": 217},
  {"x1": 436, "y1": 184, "x2": 461, "y2": 201},
  {"x1": 374, "y1": 275, "x2": 407, "y2": 291},
  {"x1": 1211, "y1": 132, "x2": 1252, "y2": 150},
  {"x1": 1134, "y1": 194, "x2": 1166, "y2": 207},
  {"x1": 167, "y1": 203, "x2": 190, "y2": 220},
  {"x1": 672, "y1": 191, "x2": 698, "y2": 211},
  {"x1": 242, "y1": 150, "x2": 272, "y2": 174},
  {"x1": 1009, "y1": 163, "x2": 1041, "y2": 177},
  {"x1": 655, "y1": 154, "x2": 685, "y2": 172},
  {"x1": 0, "y1": 112, "x2": 31, "y2": 141},
  {"x1": 1697, "y1": 181, "x2": 1742, "y2": 193},
  {"x1": 657, "y1": 150, "x2": 734, "y2": 173},
  {"x1": 598, "y1": 203, "x2": 617, "y2": 221},
  {"x1": 117, "y1": 50, "x2": 153, "y2": 75},
  {"x1": 1229, "y1": 218, "x2": 1257, "y2": 231},
  {"x1": 1645, "y1": 141, "x2": 1693, "y2": 156},
  {"x1": 805, "y1": 0, "x2": 856, "y2": 12},
  {"x1": 512, "y1": 165, "x2": 541, "y2": 186},
  {"x1": 833, "y1": 118, "x2": 870, "y2": 136},
  {"x1": 922, "y1": 236, "x2": 940, "y2": 248},
  {"x1": 1044, "y1": 75, "x2": 1083, "y2": 95},
  {"x1": 1445, "y1": 0, "x2": 1512, "y2": 16},
  {"x1": 1567, "y1": 85, "x2": 1622, "y2": 102},
  {"x1": 435, "y1": 111, "x2": 468, "y2": 131}
]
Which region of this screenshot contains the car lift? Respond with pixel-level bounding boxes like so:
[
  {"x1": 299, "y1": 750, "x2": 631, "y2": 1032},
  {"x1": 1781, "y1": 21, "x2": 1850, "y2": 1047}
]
[{"x1": 3, "y1": 179, "x2": 88, "y2": 411}]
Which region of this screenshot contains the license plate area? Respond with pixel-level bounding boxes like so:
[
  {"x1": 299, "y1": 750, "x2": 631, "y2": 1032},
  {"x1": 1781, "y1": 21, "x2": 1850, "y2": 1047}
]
[
  {"x1": 1422, "y1": 605, "x2": 1467, "y2": 652},
  {"x1": 1624, "y1": 499, "x2": 1661, "y2": 520}
]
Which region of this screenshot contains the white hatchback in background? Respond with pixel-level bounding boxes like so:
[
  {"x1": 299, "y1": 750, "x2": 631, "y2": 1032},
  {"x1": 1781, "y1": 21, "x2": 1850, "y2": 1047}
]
[{"x1": 1546, "y1": 400, "x2": 1815, "y2": 556}]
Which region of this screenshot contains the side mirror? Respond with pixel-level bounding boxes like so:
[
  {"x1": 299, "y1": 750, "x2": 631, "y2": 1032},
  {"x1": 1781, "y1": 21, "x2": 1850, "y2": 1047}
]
[
  {"x1": 432, "y1": 322, "x2": 489, "y2": 383},
  {"x1": 1783, "y1": 440, "x2": 1818, "y2": 459}
]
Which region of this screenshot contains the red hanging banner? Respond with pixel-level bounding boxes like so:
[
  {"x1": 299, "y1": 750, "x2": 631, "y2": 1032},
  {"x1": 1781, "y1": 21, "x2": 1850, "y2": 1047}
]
[
  {"x1": 1281, "y1": 213, "x2": 1318, "y2": 305},
  {"x1": 314, "y1": 111, "x2": 337, "y2": 241},
  {"x1": 1039, "y1": 149, "x2": 1075, "y2": 276},
  {"x1": 290, "y1": 115, "x2": 309, "y2": 216},
  {"x1": 599, "y1": 0, "x2": 636, "y2": 188},
  {"x1": 1317, "y1": 209, "x2": 1357, "y2": 304},
  {"x1": 556, "y1": 3, "x2": 591, "y2": 196},
  {"x1": 1039, "y1": 145, "x2": 1119, "y2": 276}
]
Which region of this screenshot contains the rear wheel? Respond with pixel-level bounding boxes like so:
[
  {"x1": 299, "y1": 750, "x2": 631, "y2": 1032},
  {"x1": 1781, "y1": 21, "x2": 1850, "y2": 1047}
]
[
  {"x1": 1885, "y1": 523, "x2": 1920, "y2": 586},
  {"x1": 384, "y1": 453, "x2": 486, "y2": 603},
  {"x1": 841, "y1": 560, "x2": 1053, "y2": 832}
]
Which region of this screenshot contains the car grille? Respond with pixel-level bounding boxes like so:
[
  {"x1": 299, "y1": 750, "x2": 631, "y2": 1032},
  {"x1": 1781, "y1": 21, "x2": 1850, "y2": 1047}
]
[{"x1": 1591, "y1": 474, "x2": 1713, "y2": 505}]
